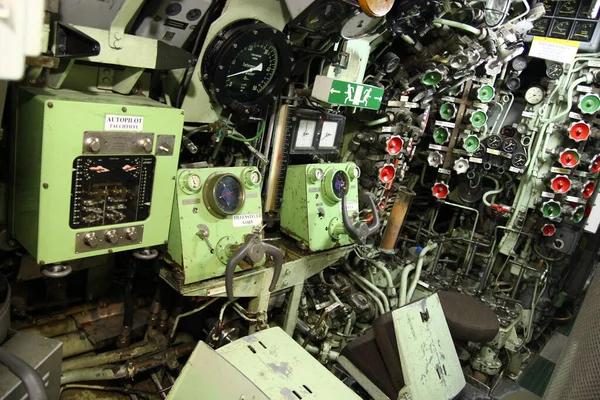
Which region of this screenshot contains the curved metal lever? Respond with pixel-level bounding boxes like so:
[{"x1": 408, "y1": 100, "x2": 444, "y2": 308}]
[
  {"x1": 225, "y1": 234, "x2": 284, "y2": 302},
  {"x1": 342, "y1": 192, "x2": 381, "y2": 245}
]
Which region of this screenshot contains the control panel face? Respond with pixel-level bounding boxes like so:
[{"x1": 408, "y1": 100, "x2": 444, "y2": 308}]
[{"x1": 70, "y1": 156, "x2": 156, "y2": 228}]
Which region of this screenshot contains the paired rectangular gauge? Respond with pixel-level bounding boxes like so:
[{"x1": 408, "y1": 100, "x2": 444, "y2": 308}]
[
  {"x1": 528, "y1": 0, "x2": 599, "y2": 47},
  {"x1": 288, "y1": 108, "x2": 346, "y2": 155}
]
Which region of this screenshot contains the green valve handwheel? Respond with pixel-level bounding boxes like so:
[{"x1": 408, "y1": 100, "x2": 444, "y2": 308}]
[
  {"x1": 421, "y1": 70, "x2": 443, "y2": 86},
  {"x1": 470, "y1": 110, "x2": 488, "y2": 128},
  {"x1": 542, "y1": 200, "x2": 562, "y2": 219},
  {"x1": 433, "y1": 127, "x2": 450, "y2": 144},
  {"x1": 440, "y1": 103, "x2": 456, "y2": 120},
  {"x1": 463, "y1": 135, "x2": 480, "y2": 153},
  {"x1": 578, "y1": 93, "x2": 600, "y2": 115},
  {"x1": 572, "y1": 206, "x2": 585, "y2": 223},
  {"x1": 477, "y1": 85, "x2": 495, "y2": 102}
]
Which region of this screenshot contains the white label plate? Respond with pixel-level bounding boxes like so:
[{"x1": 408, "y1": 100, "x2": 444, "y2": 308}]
[
  {"x1": 529, "y1": 36, "x2": 579, "y2": 64},
  {"x1": 232, "y1": 213, "x2": 263, "y2": 228},
  {"x1": 105, "y1": 114, "x2": 144, "y2": 131}
]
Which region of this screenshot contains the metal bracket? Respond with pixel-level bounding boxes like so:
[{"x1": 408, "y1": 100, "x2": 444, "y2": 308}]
[{"x1": 109, "y1": 0, "x2": 145, "y2": 50}]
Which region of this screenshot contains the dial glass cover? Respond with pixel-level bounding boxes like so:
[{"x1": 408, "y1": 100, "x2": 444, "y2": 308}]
[
  {"x1": 295, "y1": 119, "x2": 318, "y2": 148},
  {"x1": 549, "y1": 19, "x2": 573, "y2": 39},
  {"x1": 341, "y1": 13, "x2": 383, "y2": 39},
  {"x1": 332, "y1": 171, "x2": 349, "y2": 199},
  {"x1": 305, "y1": 1, "x2": 346, "y2": 31},
  {"x1": 187, "y1": 174, "x2": 201, "y2": 191},
  {"x1": 319, "y1": 121, "x2": 339, "y2": 148},
  {"x1": 525, "y1": 86, "x2": 544, "y2": 105},
  {"x1": 571, "y1": 21, "x2": 597, "y2": 42},
  {"x1": 214, "y1": 176, "x2": 244, "y2": 214},
  {"x1": 226, "y1": 40, "x2": 279, "y2": 102}
]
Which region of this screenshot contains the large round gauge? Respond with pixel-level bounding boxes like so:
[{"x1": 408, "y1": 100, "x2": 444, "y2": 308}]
[
  {"x1": 332, "y1": 171, "x2": 349, "y2": 199},
  {"x1": 202, "y1": 20, "x2": 292, "y2": 117},
  {"x1": 204, "y1": 173, "x2": 245, "y2": 217},
  {"x1": 525, "y1": 86, "x2": 544, "y2": 105},
  {"x1": 341, "y1": 12, "x2": 384, "y2": 39}
]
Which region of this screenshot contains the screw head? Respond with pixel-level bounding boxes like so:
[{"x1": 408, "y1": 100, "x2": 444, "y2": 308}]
[
  {"x1": 47, "y1": 102, "x2": 53, "y2": 108},
  {"x1": 122, "y1": 107, "x2": 127, "y2": 112},
  {"x1": 42, "y1": 183, "x2": 49, "y2": 189}
]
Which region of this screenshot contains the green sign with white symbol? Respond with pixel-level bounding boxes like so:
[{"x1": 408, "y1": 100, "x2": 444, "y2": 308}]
[{"x1": 312, "y1": 76, "x2": 384, "y2": 110}]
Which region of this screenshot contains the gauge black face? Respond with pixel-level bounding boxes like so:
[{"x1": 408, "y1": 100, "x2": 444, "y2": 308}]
[
  {"x1": 214, "y1": 176, "x2": 243, "y2": 215},
  {"x1": 531, "y1": 18, "x2": 551, "y2": 36},
  {"x1": 571, "y1": 21, "x2": 597, "y2": 42},
  {"x1": 332, "y1": 171, "x2": 348, "y2": 199},
  {"x1": 546, "y1": 63, "x2": 563, "y2": 79},
  {"x1": 487, "y1": 135, "x2": 501, "y2": 149},
  {"x1": 502, "y1": 138, "x2": 518, "y2": 153},
  {"x1": 556, "y1": 1, "x2": 577, "y2": 17},
  {"x1": 550, "y1": 19, "x2": 573, "y2": 39},
  {"x1": 512, "y1": 153, "x2": 527, "y2": 167},
  {"x1": 202, "y1": 20, "x2": 292, "y2": 118},
  {"x1": 225, "y1": 41, "x2": 278, "y2": 103}
]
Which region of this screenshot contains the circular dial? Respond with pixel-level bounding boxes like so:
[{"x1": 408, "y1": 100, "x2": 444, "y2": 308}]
[
  {"x1": 546, "y1": 63, "x2": 563, "y2": 79},
  {"x1": 502, "y1": 138, "x2": 518, "y2": 153},
  {"x1": 226, "y1": 41, "x2": 278, "y2": 103},
  {"x1": 215, "y1": 176, "x2": 243, "y2": 215},
  {"x1": 305, "y1": 1, "x2": 346, "y2": 31},
  {"x1": 341, "y1": 13, "x2": 384, "y2": 39},
  {"x1": 202, "y1": 20, "x2": 292, "y2": 115},
  {"x1": 512, "y1": 153, "x2": 527, "y2": 167},
  {"x1": 511, "y1": 56, "x2": 528, "y2": 72},
  {"x1": 332, "y1": 171, "x2": 349, "y2": 199},
  {"x1": 525, "y1": 86, "x2": 545, "y2": 105},
  {"x1": 187, "y1": 174, "x2": 201, "y2": 191},
  {"x1": 487, "y1": 134, "x2": 502, "y2": 149}
]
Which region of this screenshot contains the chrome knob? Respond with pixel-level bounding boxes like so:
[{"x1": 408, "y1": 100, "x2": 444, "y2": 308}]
[
  {"x1": 104, "y1": 229, "x2": 119, "y2": 245},
  {"x1": 85, "y1": 137, "x2": 101, "y2": 153},
  {"x1": 137, "y1": 138, "x2": 153, "y2": 153},
  {"x1": 83, "y1": 232, "x2": 99, "y2": 248},
  {"x1": 125, "y1": 227, "x2": 138, "y2": 241}
]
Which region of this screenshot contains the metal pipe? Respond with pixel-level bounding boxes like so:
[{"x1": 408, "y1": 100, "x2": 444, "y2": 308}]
[
  {"x1": 61, "y1": 333, "x2": 193, "y2": 371},
  {"x1": 348, "y1": 277, "x2": 385, "y2": 316},
  {"x1": 21, "y1": 317, "x2": 78, "y2": 338},
  {"x1": 399, "y1": 264, "x2": 416, "y2": 306},
  {"x1": 151, "y1": 373, "x2": 168, "y2": 399},
  {"x1": 367, "y1": 260, "x2": 394, "y2": 290},
  {"x1": 407, "y1": 242, "x2": 439, "y2": 301},
  {"x1": 169, "y1": 298, "x2": 219, "y2": 340},
  {"x1": 61, "y1": 343, "x2": 195, "y2": 385},
  {"x1": 56, "y1": 332, "x2": 96, "y2": 359},
  {"x1": 379, "y1": 188, "x2": 416, "y2": 254},
  {"x1": 347, "y1": 270, "x2": 390, "y2": 313}
]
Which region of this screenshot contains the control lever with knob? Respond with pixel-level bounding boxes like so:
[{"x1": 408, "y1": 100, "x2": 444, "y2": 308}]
[
  {"x1": 225, "y1": 233, "x2": 284, "y2": 302},
  {"x1": 341, "y1": 192, "x2": 381, "y2": 245}
]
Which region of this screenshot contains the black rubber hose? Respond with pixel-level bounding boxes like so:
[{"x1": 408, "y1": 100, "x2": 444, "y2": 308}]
[{"x1": 0, "y1": 348, "x2": 48, "y2": 400}]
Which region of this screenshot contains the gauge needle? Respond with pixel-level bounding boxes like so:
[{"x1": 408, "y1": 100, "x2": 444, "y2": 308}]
[
  {"x1": 220, "y1": 191, "x2": 233, "y2": 206},
  {"x1": 227, "y1": 63, "x2": 263, "y2": 78}
]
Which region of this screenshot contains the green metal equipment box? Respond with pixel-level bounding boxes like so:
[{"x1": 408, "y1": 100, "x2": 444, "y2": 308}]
[
  {"x1": 11, "y1": 88, "x2": 184, "y2": 264},
  {"x1": 166, "y1": 167, "x2": 264, "y2": 285},
  {"x1": 281, "y1": 163, "x2": 360, "y2": 251}
]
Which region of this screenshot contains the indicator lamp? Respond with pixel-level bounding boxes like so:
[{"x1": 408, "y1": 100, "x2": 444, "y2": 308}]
[
  {"x1": 432, "y1": 182, "x2": 449, "y2": 199},
  {"x1": 542, "y1": 200, "x2": 562, "y2": 219},
  {"x1": 583, "y1": 180, "x2": 596, "y2": 199},
  {"x1": 439, "y1": 103, "x2": 457, "y2": 120},
  {"x1": 463, "y1": 135, "x2": 480, "y2": 153},
  {"x1": 541, "y1": 224, "x2": 556, "y2": 237},
  {"x1": 572, "y1": 206, "x2": 586, "y2": 223},
  {"x1": 558, "y1": 149, "x2": 580, "y2": 168},
  {"x1": 386, "y1": 136, "x2": 404, "y2": 155},
  {"x1": 421, "y1": 70, "x2": 444, "y2": 86},
  {"x1": 433, "y1": 127, "x2": 450, "y2": 144},
  {"x1": 308, "y1": 167, "x2": 325, "y2": 183},
  {"x1": 568, "y1": 121, "x2": 591, "y2": 142},
  {"x1": 590, "y1": 155, "x2": 600, "y2": 174},
  {"x1": 477, "y1": 85, "x2": 495, "y2": 103},
  {"x1": 378, "y1": 164, "x2": 396, "y2": 183},
  {"x1": 550, "y1": 175, "x2": 571, "y2": 194},
  {"x1": 453, "y1": 158, "x2": 469, "y2": 175},
  {"x1": 427, "y1": 151, "x2": 444, "y2": 168},
  {"x1": 578, "y1": 93, "x2": 600, "y2": 115},
  {"x1": 470, "y1": 110, "x2": 488, "y2": 128}
]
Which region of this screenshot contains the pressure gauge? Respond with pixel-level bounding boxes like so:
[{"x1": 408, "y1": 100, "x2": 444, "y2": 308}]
[
  {"x1": 319, "y1": 121, "x2": 339, "y2": 148},
  {"x1": 525, "y1": 86, "x2": 545, "y2": 105},
  {"x1": 512, "y1": 153, "x2": 528, "y2": 167},
  {"x1": 502, "y1": 138, "x2": 518, "y2": 153},
  {"x1": 187, "y1": 174, "x2": 202, "y2": 191},
  {"x1": 295, "y1": 119, "x2": 318, "y2": 149},
  {"x1": 341, "y1": 12, "x2": 384, "y2": 39},
  {"x1": 511, "y1": 56, "x2": 528, "y2": 72},
  {"x1": 204, "y1": 173, "x2": 245, "y2": 218},
  {"x1": 486, "y1": 134, "x2": 502, "y2": 149},
  {"x1": 546, "y1": 63, "x2": 563, "y2": 80}
]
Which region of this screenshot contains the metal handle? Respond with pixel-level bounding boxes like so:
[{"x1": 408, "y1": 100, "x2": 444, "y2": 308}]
[
  {"x1": 341, "y1": 192, "x2": 381, "y2": 245},
  {"x1": 225, "y1": 235, "x2": 284, "y2": 302}
]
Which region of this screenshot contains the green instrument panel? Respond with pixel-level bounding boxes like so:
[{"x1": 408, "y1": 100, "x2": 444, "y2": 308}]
[
  {"x1": 11, "y1": 88, "x2": 183, "y2": 264},
  {"x1": 281, "y1": 163, "x2": 360, "y2": 252},
  {"x1": 166, "y1": 167, "x2": 264, "y2": 285}
]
